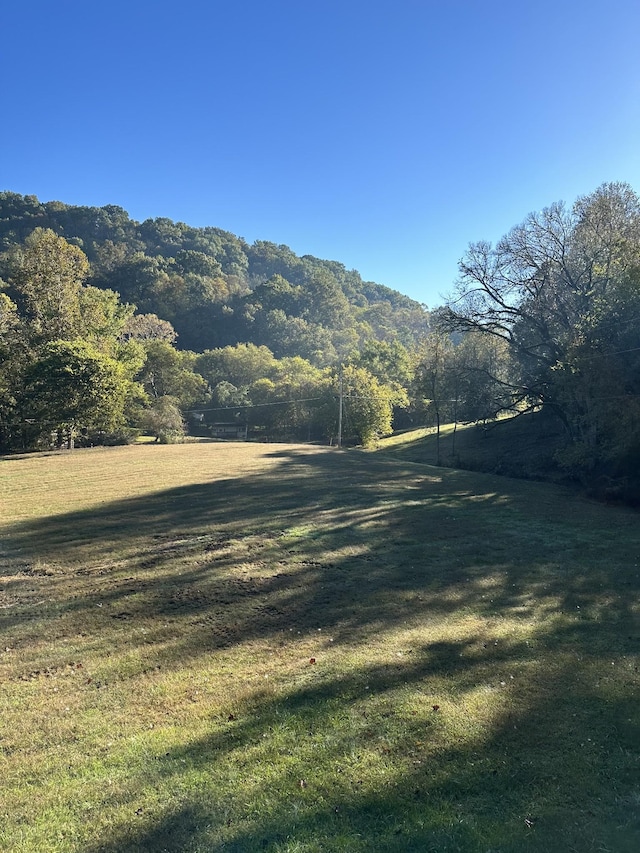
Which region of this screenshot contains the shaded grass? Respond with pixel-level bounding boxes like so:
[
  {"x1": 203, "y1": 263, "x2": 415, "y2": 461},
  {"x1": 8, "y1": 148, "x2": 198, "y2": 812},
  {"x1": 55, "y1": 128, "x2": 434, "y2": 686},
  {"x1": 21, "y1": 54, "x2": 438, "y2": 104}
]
[
  {"x1": 378, "y1": 410, "x2": 566, "y2": 481},
  {"x1": 1, "y1": 443, "x2": 639, "y2": 852}
]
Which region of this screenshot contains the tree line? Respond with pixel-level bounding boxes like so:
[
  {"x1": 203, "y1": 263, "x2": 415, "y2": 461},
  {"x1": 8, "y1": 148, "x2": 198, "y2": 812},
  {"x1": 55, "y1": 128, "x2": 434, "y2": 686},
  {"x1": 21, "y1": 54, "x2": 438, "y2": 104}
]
[
  {"x1": 2, "y1": 184, "x2": 640, "y2": 501},
  {"x1": 0, "y1": 222, "x2": 500, "y2": 451},
  {"x1": 0, "y1": 223, "x2": 428, "y2": 450}
]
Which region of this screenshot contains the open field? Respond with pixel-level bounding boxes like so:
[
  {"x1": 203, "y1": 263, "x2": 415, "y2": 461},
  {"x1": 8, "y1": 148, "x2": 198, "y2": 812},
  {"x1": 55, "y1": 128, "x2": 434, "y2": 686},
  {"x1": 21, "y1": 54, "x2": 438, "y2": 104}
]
[{"x1": 1, "y1": 442, "x2": 639, "y2": 852}]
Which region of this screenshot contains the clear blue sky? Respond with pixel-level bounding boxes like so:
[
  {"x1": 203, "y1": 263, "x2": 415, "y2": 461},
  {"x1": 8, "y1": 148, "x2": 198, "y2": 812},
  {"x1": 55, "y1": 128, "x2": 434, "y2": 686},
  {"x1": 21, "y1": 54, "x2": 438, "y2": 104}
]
[{"x1": 2, "y1": 0, "x2": 639, "y2": 307}]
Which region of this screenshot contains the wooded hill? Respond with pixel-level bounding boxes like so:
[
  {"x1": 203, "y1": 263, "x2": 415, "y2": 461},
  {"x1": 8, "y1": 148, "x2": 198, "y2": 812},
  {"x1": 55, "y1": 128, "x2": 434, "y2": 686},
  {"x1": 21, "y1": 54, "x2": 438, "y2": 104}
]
[
  {"x1": 2, "y1": 184, "x2": 640, "y2": 505},
  {"x1": 0, "y1": 192, "x2": 425, "y2": 453},
  {"x1": 0, "y1": 192, "x2": 427, "y2": 360}
]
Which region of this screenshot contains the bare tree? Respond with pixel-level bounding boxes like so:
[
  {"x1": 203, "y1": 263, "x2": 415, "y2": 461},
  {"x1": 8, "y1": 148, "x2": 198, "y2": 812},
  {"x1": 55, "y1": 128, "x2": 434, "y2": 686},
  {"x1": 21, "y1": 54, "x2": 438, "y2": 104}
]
[{"x1": 443, "y1": 183, "x2": 640, "y2": 445}]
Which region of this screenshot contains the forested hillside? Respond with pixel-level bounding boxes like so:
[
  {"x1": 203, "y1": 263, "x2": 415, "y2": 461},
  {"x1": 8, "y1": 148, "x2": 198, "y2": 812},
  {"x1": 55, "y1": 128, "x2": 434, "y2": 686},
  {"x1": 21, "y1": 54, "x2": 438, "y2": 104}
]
[
  {"x1": 0, "y1": 193, "x2": 427, "y2": 359},
  {"x1": 0, "y1": 192, "x2": 427, "y2": 452}
]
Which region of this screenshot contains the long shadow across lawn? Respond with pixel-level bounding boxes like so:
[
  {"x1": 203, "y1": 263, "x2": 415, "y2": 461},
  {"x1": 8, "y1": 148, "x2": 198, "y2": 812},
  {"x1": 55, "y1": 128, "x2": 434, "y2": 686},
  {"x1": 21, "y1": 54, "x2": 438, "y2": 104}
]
[
  {"x1": 3, "y1": 447, "x2": 640, "y2": 851},
  {"x1": 81, "y1": 637, "x2": 640, "y2": 852},
  {"x1": 4, "y1": 448, "x2": 638, "y2": 647}
]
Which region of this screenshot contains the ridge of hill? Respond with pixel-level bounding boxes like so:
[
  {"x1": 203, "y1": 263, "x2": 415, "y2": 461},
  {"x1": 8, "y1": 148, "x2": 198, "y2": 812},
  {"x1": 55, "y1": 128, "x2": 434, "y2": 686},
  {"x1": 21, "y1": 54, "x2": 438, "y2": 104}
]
[{"x1": 0, "y1": 191, "x2": 428, "y2": 360}]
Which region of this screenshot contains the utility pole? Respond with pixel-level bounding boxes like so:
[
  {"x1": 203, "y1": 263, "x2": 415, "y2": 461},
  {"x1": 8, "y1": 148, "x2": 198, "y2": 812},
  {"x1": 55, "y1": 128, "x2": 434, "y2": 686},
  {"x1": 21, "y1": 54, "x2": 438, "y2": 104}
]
[{"x1": 337, "y1": 367, "x2": 343, "y2": 448}]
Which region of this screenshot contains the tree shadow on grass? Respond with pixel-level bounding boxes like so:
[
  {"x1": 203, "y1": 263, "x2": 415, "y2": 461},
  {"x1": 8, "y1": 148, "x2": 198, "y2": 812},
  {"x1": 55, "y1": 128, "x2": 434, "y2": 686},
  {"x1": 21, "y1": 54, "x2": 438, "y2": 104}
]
[
  {"x1": 2, "y1": 447, "x2": 640, "y2": 851},
  {"x1": 79, "y1": 635, "x2": 640, "y2": 852},
  {"x1": 4, "y1": 448, "x2": 639, "y2": 664},
  {"x1": 3, "y1": 447, "x2": 639, "y2": 685},
  {"x1": 84, "y1": 804, "x2": 208, "y2": 853}
]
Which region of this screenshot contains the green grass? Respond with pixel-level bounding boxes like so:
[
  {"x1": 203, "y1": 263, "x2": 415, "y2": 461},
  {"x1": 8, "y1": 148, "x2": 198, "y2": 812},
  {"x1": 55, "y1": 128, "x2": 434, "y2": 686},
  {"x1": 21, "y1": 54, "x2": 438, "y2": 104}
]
[{"x1": 1, "y1": 442, "x2": 639, "y2": 852}]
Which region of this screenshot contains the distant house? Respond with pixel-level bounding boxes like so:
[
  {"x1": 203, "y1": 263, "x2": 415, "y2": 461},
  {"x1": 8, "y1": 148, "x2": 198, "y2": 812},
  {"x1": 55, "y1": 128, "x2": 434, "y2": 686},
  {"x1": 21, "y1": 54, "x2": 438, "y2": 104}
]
[{"x1": 210, "y1": 422, "x2": 248, "y2": 441}]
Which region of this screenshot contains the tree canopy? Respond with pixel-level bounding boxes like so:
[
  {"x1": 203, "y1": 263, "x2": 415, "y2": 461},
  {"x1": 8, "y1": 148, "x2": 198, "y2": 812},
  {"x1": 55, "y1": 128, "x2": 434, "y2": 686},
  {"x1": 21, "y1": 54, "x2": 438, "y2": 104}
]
[
  {"x1": 0, "y1": 210, "x2": 419, "y2": 453},
  {"x1": 0, "y1": 192, "x2": 428, "y2": 360},
  {"x1": 443, "y1": 181, "x2": 640, "y2": 495}
]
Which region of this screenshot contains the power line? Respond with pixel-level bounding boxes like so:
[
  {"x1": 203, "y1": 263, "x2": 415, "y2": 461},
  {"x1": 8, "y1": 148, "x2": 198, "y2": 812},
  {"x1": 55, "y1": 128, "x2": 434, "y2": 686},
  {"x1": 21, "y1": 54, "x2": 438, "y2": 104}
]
[
  {"x1": 185, "y1": 396, "x2": 323, "y2": 414},
  {"x1": 561, "y1": 345, "x2": 640, "y2": 362},
  {"x1": 186, "y1": 392, "x2": 398, "y2": 415}
]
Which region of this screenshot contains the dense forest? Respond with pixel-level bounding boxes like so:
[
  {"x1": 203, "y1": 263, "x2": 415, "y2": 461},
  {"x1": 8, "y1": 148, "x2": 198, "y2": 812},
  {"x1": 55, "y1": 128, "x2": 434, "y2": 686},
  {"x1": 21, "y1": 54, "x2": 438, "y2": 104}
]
[
  {"x1": 1, "y1": 184, "x2": 640, "y2": 501},
  {"x1": 0, "y1": 192, "x2": 427, "y2": 358},
  {"x1": 0, "y1": 192, "x2": 428, "y2": 450}
]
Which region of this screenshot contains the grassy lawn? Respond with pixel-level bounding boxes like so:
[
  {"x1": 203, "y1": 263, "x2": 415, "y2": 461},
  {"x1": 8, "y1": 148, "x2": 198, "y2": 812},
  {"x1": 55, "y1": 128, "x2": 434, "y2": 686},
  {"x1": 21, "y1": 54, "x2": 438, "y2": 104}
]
[{"x1": 1, "y1": 443, "x2": 639, "y2": 852}]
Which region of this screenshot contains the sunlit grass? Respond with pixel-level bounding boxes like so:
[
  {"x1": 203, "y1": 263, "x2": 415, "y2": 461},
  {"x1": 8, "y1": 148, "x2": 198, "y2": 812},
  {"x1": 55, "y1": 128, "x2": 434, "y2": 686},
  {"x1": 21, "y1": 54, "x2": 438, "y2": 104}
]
[{"x1": 1, "y1": 443, "x2": 639, "y2": 851}]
